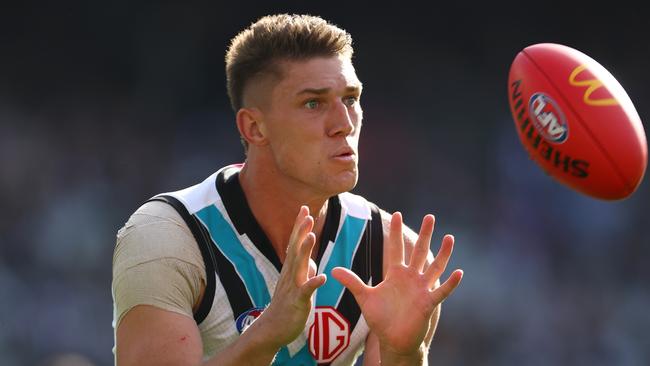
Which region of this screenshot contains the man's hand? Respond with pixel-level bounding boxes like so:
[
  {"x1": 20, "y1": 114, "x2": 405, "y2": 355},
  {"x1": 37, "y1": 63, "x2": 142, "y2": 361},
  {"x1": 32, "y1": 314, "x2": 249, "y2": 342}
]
[
  {"x1": 332, "y1": 212, "x2": 463, "y2": 363},
  {"x1": 254, "y1": 206, "x2": 327, "y2": 349}
]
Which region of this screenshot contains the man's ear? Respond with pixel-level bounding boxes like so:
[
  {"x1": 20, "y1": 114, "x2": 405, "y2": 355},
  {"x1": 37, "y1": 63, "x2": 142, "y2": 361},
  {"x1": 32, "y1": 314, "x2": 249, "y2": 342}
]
[{"x1": 236, "y1": 107, "x2": 268, "y2": 147}]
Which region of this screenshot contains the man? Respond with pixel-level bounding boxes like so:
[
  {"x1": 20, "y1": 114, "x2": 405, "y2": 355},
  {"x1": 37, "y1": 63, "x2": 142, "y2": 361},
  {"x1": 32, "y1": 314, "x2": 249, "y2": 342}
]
[{"x1": 112, "y1": 14, "x2": 463, "y2": 365}]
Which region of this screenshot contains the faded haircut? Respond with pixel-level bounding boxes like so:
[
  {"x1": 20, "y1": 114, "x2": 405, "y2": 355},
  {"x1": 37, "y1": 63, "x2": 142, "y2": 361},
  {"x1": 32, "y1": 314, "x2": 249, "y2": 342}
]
[{"x1": 225, "y1": 14, "x2": 354, "y2": 113}]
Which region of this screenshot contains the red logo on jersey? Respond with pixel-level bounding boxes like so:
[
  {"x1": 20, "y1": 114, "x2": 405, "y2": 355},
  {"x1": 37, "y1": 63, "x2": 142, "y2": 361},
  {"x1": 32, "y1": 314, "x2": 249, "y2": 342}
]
[{"x1": 308, "y1": 306, "x2": 350, "y2": 363}]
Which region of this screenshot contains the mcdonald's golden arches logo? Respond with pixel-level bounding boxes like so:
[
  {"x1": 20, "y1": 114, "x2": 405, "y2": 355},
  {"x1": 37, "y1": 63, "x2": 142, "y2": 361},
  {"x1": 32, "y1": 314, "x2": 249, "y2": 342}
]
[{"x1": 568, "y1": 65, "x2": 618, "y2": 106}]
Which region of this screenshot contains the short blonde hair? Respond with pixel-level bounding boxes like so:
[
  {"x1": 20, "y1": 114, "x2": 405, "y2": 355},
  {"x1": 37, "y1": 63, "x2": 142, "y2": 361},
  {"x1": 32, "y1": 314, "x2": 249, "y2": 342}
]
[{"x1": 225, "y1": 14, "x2": 354, "y2": 112}]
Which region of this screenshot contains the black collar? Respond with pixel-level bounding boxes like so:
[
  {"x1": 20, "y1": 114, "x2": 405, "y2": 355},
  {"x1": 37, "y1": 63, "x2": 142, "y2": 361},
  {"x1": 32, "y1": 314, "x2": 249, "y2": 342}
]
[{"x1": 215, "y1": 168, "x2": 341, "y2": 272}]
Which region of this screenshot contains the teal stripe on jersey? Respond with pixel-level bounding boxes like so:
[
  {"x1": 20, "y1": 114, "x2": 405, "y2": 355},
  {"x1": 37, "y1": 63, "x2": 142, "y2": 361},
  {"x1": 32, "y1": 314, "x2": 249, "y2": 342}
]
[
  {"x1": 273, "y1": 346, "x2": 316, "y2": 366},
  {"x1": 274, "y1": 215, "x2": 367, "y2": 365},
  {"x1": 317, "y1": 215, "x2": 367, "y2": 306},
  {"x1": 195, "y1": 205, "x2": 271, "y2": 308}
]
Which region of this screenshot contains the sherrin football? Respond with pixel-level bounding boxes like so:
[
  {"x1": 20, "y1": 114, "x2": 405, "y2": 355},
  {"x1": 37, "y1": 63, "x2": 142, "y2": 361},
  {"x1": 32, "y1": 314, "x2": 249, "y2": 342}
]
[{"x1": 507, "y1": 43, "x2": 647, "y2": 200}]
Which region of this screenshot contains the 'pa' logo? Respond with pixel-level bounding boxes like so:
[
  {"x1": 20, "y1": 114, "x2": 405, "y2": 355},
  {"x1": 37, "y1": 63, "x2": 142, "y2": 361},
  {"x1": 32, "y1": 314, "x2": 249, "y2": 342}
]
[
  {"x1": 528, "y1": 92, "x2": 569, "y2": 143},
  {"x1": 308, "y1": 306, "x2": 350, "y2": 363},
  {"x1": 235, "y1": 307, "x2": 264, "y2": 333}
]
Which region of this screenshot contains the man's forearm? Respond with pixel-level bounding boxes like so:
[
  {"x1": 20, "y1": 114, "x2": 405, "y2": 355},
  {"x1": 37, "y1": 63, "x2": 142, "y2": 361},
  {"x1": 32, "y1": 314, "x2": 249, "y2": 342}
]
[{"x1": 202, "y1": 316, "x2": 282, "y2": 366}]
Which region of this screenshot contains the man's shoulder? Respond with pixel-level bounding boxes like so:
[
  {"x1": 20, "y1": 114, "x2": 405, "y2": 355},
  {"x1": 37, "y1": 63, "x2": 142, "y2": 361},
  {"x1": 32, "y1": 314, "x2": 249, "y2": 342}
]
[
  {"x1": 156, "y1": 166, "x2": 239, "y2": 214},
  {"x1": 120, "y1": 199, "x2": 186, "y2": 233},
  {"x1": 113, "y1": 199, "x2": 199, "y2": 267}
]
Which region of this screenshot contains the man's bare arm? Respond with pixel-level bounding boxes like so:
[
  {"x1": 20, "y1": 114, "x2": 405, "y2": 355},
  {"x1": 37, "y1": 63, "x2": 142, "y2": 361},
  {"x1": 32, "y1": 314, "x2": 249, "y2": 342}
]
[
  {"x1": 115, "y1": 206, "x2": 326, "y2": 366},
  {"x1": 116, "y1": 305, "x2": 281, "y2": 366}
]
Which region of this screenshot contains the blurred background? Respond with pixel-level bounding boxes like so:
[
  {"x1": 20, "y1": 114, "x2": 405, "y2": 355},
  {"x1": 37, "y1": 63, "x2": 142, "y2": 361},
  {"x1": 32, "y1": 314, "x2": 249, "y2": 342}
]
[{"x1": 1, "y1": 1, "x2": 649, "y2": 365}]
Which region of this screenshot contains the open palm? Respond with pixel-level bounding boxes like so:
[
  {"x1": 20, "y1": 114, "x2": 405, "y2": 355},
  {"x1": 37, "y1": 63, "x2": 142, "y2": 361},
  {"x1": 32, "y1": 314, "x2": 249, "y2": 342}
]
[{"x1": 332, "y1": 212, "x2": 463, "y2": 355}]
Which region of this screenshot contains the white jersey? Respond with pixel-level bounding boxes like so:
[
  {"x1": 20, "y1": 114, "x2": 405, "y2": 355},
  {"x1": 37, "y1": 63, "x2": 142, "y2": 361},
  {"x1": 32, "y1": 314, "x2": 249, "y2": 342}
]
[{"x1": 148, "y1": 164, "x2": 384, "y2": 365}]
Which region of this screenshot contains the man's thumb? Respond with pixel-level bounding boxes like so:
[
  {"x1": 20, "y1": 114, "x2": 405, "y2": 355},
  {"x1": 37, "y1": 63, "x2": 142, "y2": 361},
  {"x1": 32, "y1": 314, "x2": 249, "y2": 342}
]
[{"x1": 331, "y1": 267, "x2": 366, "y2": 299}]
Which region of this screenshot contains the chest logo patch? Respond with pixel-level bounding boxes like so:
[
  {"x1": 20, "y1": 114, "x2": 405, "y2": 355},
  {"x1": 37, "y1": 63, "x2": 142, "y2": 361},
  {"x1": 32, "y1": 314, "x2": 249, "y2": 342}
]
[
  {"x1": 235, "y1": 307, "x2": 264, "y2": 333},
  {"x1": 308, "y1": 306, "x2": 351, "y2": 363}
]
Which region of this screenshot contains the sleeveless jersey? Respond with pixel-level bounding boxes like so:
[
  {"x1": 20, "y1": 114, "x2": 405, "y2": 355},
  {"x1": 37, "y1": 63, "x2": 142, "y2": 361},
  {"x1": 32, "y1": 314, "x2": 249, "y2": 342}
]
[{"x1": 149, "y1": 164, "x2": 383, "y2": 365}]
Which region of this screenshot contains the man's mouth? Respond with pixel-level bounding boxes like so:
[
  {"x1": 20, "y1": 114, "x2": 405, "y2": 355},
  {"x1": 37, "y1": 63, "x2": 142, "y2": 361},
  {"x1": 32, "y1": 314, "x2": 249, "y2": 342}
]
[{"x1": 332, "y1": 146, "x2": 355, "y2": 158}]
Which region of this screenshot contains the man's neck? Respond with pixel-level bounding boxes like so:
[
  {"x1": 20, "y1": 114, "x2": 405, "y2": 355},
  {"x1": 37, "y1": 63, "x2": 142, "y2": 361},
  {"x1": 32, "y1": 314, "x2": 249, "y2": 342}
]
[{"x1": 238, "y1": 162, "x2": 330, "y2": 263}]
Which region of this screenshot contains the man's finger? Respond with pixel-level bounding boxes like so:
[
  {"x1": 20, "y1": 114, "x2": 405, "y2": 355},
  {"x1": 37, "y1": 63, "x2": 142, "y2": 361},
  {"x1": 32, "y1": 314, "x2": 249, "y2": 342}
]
[
  {"x1": 331, "y1": 267, "x2": 367, "y2": 302},
  {"x1": 307, "y1": 258, "x2": 317, "y2": 278},
  {"x1": 299, "y1": 274, "x2": 327, "y2": 301},
  {"x1": 287, "y1": 207, "x2": 309, "y2": 251},
  {"x1": 424, "y1": 234, "x2": 454, "y2": 288},
  {"x1": 285, "y1": 207, "x2": 313, "y2": 269},
  {"x1": 409, "y1": 214, "x2": 434, "y2": 272},
  {"x1": 294, "y1": 232, "x2": 316, "y2": 286},
  {"x1": 428, "y1": 269, "x2": 463, "y2": 305},
  {"x1": 387, "y1": 212, "x2": 405, "y2": 267}
]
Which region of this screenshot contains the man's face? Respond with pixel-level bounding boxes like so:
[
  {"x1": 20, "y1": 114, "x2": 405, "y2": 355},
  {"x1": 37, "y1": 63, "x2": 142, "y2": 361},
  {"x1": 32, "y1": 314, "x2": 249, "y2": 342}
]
[{"x1": 258, "y1": 55, "x2": 363, "y2": 197}]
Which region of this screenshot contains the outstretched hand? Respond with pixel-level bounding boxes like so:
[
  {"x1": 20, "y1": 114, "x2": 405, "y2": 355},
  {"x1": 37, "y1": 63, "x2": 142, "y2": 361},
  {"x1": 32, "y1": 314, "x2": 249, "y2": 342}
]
[
  {"x1": 331, "y1": 212, "x2": 463, "y2": 357},
  {"x1": 256, "y1": 206, "x2": 326, "y2": 348}
]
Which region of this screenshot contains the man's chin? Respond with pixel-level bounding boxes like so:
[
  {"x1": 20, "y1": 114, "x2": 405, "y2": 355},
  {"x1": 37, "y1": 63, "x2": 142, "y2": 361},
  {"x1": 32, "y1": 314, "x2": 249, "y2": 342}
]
[{"x1": 330, "y1": 171, "x2": 358, "y2": 194}]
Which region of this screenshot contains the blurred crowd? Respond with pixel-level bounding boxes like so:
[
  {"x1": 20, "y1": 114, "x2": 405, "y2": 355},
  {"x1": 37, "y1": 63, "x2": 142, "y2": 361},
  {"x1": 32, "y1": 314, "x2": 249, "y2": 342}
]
[{"x1": 1, "y1": 2, "x2": 649, "y2": 365}]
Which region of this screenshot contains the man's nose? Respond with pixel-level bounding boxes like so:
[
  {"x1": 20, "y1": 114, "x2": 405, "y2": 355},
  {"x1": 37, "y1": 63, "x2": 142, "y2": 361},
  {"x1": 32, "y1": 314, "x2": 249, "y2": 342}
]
[{"x1": 328, "y1": 100, "x2": 355, "y2": 137}]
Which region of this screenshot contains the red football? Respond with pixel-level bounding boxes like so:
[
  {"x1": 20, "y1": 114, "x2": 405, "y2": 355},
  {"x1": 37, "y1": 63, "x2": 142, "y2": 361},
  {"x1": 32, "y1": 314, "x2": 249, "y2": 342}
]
[{"x1": 507, "y1": 43, "x2": 647, "y2": 200}]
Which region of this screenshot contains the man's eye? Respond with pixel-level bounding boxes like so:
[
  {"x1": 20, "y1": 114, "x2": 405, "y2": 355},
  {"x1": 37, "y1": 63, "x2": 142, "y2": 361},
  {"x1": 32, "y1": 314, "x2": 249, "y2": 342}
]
[
  {"x1": 344, "y1": 96, "x2": 358, "y2": 106},
  {"x1": 305, "y1": 100, "x2": 319, "y2": 109}
]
